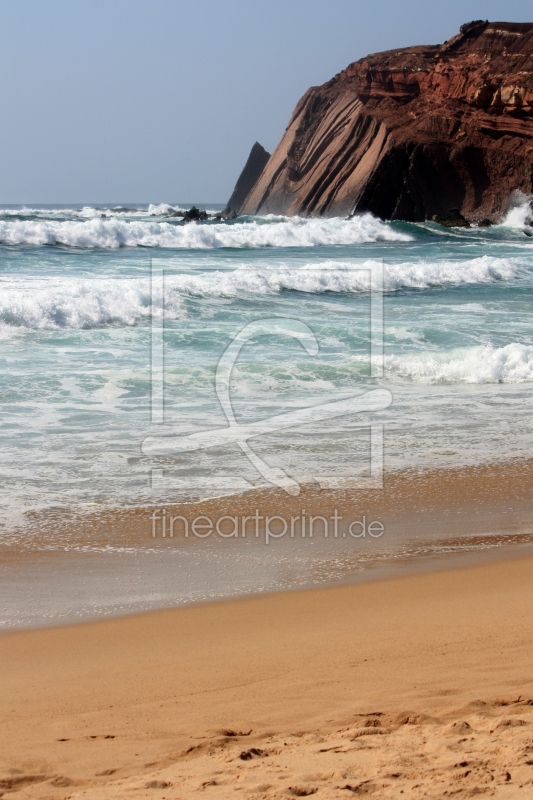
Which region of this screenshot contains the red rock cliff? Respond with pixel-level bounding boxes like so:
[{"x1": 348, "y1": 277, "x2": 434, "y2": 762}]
[{"x1": 238, "y1": 20, "x2": 533, "y2": 222}]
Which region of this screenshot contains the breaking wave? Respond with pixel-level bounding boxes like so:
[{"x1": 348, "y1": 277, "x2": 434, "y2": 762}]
[
  {"x1": 386, "y1": 343, "x2": 533, "y2": 384},
  {"x1": 0, "y1": 277, "x2": 183, "y2": 330},
  {"x1": 159, "y1": 256, "x2": 515, "y2": 297},
  {"x1": 0, "y1": 213, "x2": 411, "y2": 249},
  {"x1": 0, "y1": 204, "x2": 186, "y2": 220},
  {"x1": 0, "y1": 255, "x2": 517, "y2": 331},
  {"x1": 381, "y1": 255, "x2": 517, "y2": 289},
  {"x1": 500, "y1": 192, "x2": 533, "y2": 229}
]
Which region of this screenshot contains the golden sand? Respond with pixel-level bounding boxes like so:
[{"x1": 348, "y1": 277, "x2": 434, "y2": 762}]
[{"x1": 2, "y1": 555, "x2": 533, "y2": 798}]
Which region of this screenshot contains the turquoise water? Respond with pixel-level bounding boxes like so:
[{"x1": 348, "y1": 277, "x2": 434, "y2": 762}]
[{"x1": 1, "y1": 201, "x2": 532, "y2": 537}]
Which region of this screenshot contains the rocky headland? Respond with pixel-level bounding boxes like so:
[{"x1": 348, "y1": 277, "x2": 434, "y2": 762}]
[
  {"x1": 223, "y1": 142, "x2": 271, "y2": 217},
  {"x1": 231, "y1": 20, "x2": 533, "y2": 223}
]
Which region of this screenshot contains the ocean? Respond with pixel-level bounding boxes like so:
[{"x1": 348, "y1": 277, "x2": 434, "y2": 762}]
[{"x1": 1, "y1": 199, "x2": 533, "y2": 625}]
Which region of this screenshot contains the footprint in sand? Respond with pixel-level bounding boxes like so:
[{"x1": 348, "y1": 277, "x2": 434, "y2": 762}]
[
  {"x1": 0, "y1": 776, "x2": 49, "y2": 792},
  {"x1": 145, "y1": 780, "x2": 171, "y2": 789},
  {"x1": 239, "y1": 747, "x2": 266, "y2": 760}
]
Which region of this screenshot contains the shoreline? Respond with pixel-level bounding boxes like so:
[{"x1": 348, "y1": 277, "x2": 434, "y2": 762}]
[
  {"x1": 2, "y1": 459, "x2": 533, "y2": 630},
  {"x1": 6, "y1": 458, "x2": 533, "y2": 547},
  {"x1": 2, "y1": 556, "x2": 533, "y2": 798},
  {"x1": 2, "y1": 529, "x2": 533, "y2": 633}
]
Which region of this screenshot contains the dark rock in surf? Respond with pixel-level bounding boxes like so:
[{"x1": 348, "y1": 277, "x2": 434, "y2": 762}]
[
  {"x1": 223, "y1": 142, "x2": 271, "y2": 217},
  {"x1": 182, "y1": 206, "x2": 209, "y2": 223},
  {"x1": 432, "y1": 208, "x2": 471, "y2": 228}
]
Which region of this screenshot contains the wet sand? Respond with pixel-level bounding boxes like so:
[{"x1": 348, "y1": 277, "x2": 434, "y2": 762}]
[
  {"x1": 2, "y1": 461, "x2": 533, "y2": 628},
  {"x1": 2, "y1": 556, "x2": 533, "y2": 798},
  {"x1": 9, "y1": 459, "x2": 533, "y2": 550}
]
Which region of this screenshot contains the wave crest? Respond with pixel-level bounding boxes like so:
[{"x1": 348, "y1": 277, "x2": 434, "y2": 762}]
[
  {"x1": 501, "y1": 192, "x2": 533, "y2": 229},
  {"x1": 386, "y1": 343, "x2": 533, "y2": 384},
  {"x1": 0, "y1": 214, "x2": 411, "y2": 249},
  {"x1": 166, "y1": 256, "x2": 516, "y2": 297},
  {"x1": 0, "y1": 256, "x2": 517, "y2": 331},
  {"x1": 0, "y1": 278, "x2": 183, "y2": 330}
]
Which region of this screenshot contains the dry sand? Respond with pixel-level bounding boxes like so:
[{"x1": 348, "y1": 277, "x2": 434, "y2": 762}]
[{"x1": 2, "y1": 556, "x2": 533, "y2": 798}]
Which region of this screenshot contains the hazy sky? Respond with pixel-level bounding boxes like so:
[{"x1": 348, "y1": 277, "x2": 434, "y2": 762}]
[{"x1": 0, "y1": 1, "x2": 531, "y2": 204}]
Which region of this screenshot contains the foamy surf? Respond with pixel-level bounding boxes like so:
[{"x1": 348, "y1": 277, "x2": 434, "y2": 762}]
[
  {"x1": 0, "y1": 213, "x2": 411, "y2": 249},
  {"x1": 500, "y1": 192, "x2": 533, "y2": 229},
  {"x1": 1, "y1": 199, "x2": 533, "y2": 531},
  {"x1": 0, "y1": 277, "x2": 183, "y2": 330},
  {"x1": 0, "y1": 256, "x2": 517, "y2": 330},
  {"x1": 386, "y1": 343, "x2": 533, "y2": 384},
  {"x1": 165, "y1": 256, "x2": 517, "y2": 297}
]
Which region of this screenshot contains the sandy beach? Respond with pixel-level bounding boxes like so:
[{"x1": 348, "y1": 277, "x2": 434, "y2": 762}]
[
  {"x1": 3, "y1": 5, "x2": 533, "y2": 800},
  {"x1": 2, "y1": 460, "x2": 533, "y2": 628},
  {"x1": 2, "y1": 555, "x2": 533, "y2": 799}
]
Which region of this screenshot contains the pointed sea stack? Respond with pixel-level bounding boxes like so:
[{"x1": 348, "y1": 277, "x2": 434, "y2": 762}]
[
  {"x1": 224, "y1": 142, "x2": 271, "y2": 217},
  {"x1": 235, "y1": 21, "x2": 533, "y2": 223}
]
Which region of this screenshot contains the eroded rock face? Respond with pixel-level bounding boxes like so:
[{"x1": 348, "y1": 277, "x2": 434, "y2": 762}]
[
  {"x1": 224, "y1": 142, "x2": 271, "y2": 216},
  {"x1": 238, "y1": 21, "x2": 533, "y2": 222}
]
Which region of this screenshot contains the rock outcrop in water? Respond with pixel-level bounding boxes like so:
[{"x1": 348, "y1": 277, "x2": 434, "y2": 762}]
[
  {"x1": 432, "y1": 208, "x2": 471, "y2": 228},
  {"x1": 234, "y1": 21, "x2": 533, "y2": 223},
  {"x1": 224, "y1": 142, "x2": 271, "y2": 217}
]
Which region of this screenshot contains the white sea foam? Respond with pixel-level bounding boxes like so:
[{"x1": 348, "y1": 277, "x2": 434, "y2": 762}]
[
  {"x1": 384, "y1": 255, "x2": 516, "y2": 289},
  {"x1": 501, "y1": 192, "x2": 533, "y2": 228},
  {"x1": 0, "y1": 256, "x2": 517, "y2": 330},
  {"x1": 0, "y1": 277, "x2": 184, "y2": 330},
  {"x1": 166, "y1": 256, "x2": 516, "y2": 297},
  {"x1": 386, "y1": 343, "x2": 533, "y2": 384},
  {"x1": 0, "y1": 214, "x2": 411, "y2": 249},
  {"x1": 147, "y1": 203, "x2": 182, "y2": 216},
  {"x1": 0, "y1": 205, "x2": 178, "y2": 218}
]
